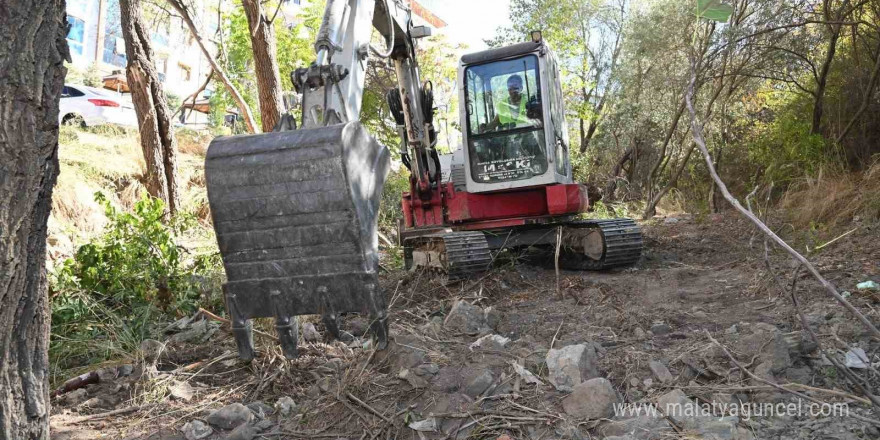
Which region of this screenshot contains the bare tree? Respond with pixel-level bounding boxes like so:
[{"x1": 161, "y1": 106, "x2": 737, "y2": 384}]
[
  {"x1": 242, "y1": 0, "x2": 284, "y2": 132},
  {"x1": 0, "y1": 1, "x2": 67, "y2": 438},
  {"x1": 167, "y1": 0, "x2": 258, "y2": 133},
  {"x1": 120, "y1": 0, "x2": 181, "y2": 213}
]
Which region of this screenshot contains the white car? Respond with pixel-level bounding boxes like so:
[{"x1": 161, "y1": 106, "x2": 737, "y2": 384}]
[{"x1": 59, "y1": 84, "x2": 138, "y2": 128}]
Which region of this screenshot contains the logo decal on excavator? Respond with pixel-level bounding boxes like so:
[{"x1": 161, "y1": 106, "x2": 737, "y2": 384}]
[{"x1": 477, "y1": 155, "x2": 536, "y2": 181}]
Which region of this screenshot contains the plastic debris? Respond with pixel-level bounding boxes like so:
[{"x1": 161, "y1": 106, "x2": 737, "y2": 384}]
[
  {"x1": 844, "y1": 348, "x2": 869, "y2": 369},
  {"x1": 469, "y1": 334, "x2": 510, "y2": 351},
  {"x1": 408, "y1": 418, "x2": 438, "y2": 432},
  {"x1": 856, "y1": 281, "x2": 878, "y2": 291},
  {"x1": 510, "y1": 361, "x2": 544, "y2": 385}
]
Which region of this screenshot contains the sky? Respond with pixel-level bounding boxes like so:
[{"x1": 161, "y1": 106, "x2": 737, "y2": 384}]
[{"x1": 420, "y1": 0, "x2": 512, "y2": 51}]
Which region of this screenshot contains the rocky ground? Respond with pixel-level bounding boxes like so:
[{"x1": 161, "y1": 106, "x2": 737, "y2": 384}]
[{"x1": 50, "y1": 215, "x2": 880, "y2": 440}]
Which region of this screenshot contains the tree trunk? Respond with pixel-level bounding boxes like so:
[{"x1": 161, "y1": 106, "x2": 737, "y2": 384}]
[
  {"x1": 167, "y1": 0, "x2": 258, "y2": 134},
  {"x1": 811, "y1": 29, "x2": 841, "y2": 135},
  {"x1": 242, "y1": 0, "x2": 284, "y2": 132},
  {"x1": 119, "y1": 0, "x2": 180, "y2": 214},
  {"x1": 0, "y1": 1, "x2": 67, "y2": 439}
]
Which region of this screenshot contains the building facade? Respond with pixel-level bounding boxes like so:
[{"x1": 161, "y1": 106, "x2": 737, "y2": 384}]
[{"x1": 65, "y1": 0, "x2": 216, "y2": 105}]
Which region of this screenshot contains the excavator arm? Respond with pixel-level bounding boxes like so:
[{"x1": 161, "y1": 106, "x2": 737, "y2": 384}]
[{"x1": 290, "y1": 0, "x2": 438, "y2": 193}]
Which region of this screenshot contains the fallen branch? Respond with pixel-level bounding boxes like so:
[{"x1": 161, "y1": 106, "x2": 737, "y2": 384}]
[
  {"x1": 67, "y1": 405, "x2": 145, "y2": 424},
  {"x1": 51, "y1": 371, "x2": 99, "y2": 398},
  {"x1": 346, "y1": 392, "x2": 391, "y2": 424}
]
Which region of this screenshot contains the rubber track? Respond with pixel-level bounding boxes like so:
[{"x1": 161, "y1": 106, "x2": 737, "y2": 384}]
[
  {"x1": 569, "y1": 218, "x2": 643, "y2": 270},
  {"x1": 443, "y1": 231, "x2": 492, "y2": 280}
]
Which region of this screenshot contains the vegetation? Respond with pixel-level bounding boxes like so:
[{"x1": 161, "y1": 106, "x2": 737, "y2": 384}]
[
  {"x1": 50, "y1": 195, "x2": 222, "y2": 372},
  {"x1": 496, "y1": 0, "x2": 880, "y2": 220}
]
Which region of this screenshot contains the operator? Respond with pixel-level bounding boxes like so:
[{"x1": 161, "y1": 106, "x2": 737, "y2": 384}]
[{"x1": 483, "y1": 74, "x2": 539, "y2": 132}]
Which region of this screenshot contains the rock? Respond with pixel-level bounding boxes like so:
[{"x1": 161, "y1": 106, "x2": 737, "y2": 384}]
[
  {"x1": 117, "y1": 364, "x2": 134, "y2": 376},
  {"x1": 140, "y1": 339, "x2": 166, "y2": 365},
  {"x1": 444, "y1": 300, "x2": 491, "y2": 335},
  {"x1": 650, "y1": 323, "x2": 672, "y2": 336},
  {"x1": 302, "y1": 322, "x2": 320, "y2": 343},
  {"x1": 469, "y1": 334, "x2": 510, "y2": 351},
  {"x1": 275, "y1": 397, "x2": 297, "y2": 416},
  {"x1": 414, "y1": 363, "x2": 440, "y2": 376},
  {"x1": 648, "y1": 360, "x2": 674, "y2": 384},
  {"x1": 463, "y1": 370, "x2": 494, "y2": 397},
  {"x1": 247, "y1": 401, "x2": 274, "y2": 419},
  {"x1": 226, "y1": 424, "x2": 257, "y2": 440},
  {"x1": 169, "y1": 381, "x2": 195, "y2": 402},
  {"x1": 545, "y1": 343, "x2": 600, "y2": 391},
  {"x1": 599, "y1": 412, "x2": 673, "y2": 440},
  {"x1": 484, "y1": 307, "x2": 502, "y2": 330},
  {"x1": 657, "y1": 389, "x2": 696, "y2": 429},
  {"x1": 725, "y1": 325, "x2": 738, "y2": 335},
  {"x1": 420, "y1": 316, "x2": 443, "y2": 336},
  {"x1": 690, "y1": 418, "x2": 741, "y2": 440},
  {"x1": 96, "y1": 367, "x2": 118, "y2": 382},
  {"x1": 62, "y1": 388, "x2": 88, "y2": 405},
  {"x1": 562, "y1": 377, "x2": 620, "y2": 419},
  {"x1": 181, "y1": 420, "x2": 213, "y2": 440},
  {"x1": 737, "y1": 328, "x2": 792, "y2": 373},
  {"x1": 633, "y1": 327, "x2": 647, "y2": 340},
  {"x1": 346, "y1": 316, "x2": 370, "y2": 337},
  {"x1": 206, "y1": 403, "x2": 254, "y2": 430},
  {"x1": 398, "y1": 369, "x2": 429, "y2": 389},
  {"x1": 171, "y1": 320, "x2": 216, "y2": 344},
  {"x1": 555, "y1": 422, "x2": 588, "y2": 440},
  {"x1": 664, "y1": 217, "x2": 679, "y2": 224},
  {"x1": 254, "y1": 419, "x2": 274, "y2": 431}
]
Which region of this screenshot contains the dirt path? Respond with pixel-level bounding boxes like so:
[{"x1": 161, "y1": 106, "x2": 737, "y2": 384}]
[{"x1": 50, "y1": 216, "x2": 880, "y2": 440}]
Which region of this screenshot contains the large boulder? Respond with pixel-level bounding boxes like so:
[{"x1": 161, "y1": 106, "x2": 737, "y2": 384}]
[{"x1": 545, "y1": 343, "x2": 600, "y2": 391}]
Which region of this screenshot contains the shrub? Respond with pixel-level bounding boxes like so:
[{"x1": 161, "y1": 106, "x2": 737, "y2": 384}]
[{"x1": 50, "y1": 193, "x2": 223, "y2": 370}]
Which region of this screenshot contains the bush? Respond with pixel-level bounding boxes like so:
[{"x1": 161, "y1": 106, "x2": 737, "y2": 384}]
[{"x1": 50, "y1": 193, "x2": 223, "y2": 370}]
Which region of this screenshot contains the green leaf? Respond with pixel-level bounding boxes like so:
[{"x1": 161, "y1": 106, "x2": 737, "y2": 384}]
[{"x1": 695, "y1": 0, "x2": 734, "y2": 22}]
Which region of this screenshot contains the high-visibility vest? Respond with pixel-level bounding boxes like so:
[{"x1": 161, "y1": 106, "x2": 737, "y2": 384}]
[{"x1": 497, "y1": 96, "x2": 528, "y2": 126}]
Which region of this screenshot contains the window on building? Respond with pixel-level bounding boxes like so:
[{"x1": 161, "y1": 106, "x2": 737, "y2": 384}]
[
  {"x1": 103, "y1": 0, "x2": 127, "y2": 67},
  {"x1": 179, "y1": 63, "x2": 191, "y2": 82},
  {"x1": 67, "y1": 16, "x2": 85, "y2": 56}
]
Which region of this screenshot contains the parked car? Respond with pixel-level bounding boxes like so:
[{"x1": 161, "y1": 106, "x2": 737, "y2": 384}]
[{"x1": 59, "y1": 85, "x2": 138, "y2": 128}]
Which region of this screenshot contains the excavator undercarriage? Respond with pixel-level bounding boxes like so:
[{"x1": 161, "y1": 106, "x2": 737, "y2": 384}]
[{"x1": 403, "y1": 219, "x2": 643, "y2": 279}]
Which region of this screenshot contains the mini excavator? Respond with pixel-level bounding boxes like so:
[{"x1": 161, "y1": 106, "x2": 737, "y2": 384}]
[{"x1": 205, "y1": 0, "x2": 643, "y2": 359}]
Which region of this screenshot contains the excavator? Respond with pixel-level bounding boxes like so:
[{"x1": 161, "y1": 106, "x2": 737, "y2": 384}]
[{"x1": 205, "y1": 0, "x2": 643, "y2": 360}]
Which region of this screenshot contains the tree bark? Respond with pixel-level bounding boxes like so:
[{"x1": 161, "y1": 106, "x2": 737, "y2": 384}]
[
  {"x1": 167, "y1": 0, "x2": 258, "y2": 134},
  {"x1": 119, "y1": 0, "x2": 180, "y2": 214},
  {"x1": 0, "y1": 1, "x2": 67, "y2": 439},
  {"x1": 242, "y1": 0, "x2": 284, "y2": 132}
]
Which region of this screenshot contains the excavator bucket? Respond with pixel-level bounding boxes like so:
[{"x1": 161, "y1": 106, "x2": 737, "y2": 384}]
[{"x1": 205, "y1": 121, "x2": 391, "y2": 360}]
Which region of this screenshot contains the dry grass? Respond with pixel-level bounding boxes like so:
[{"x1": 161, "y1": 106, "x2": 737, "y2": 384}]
[
  {"x1": 780, "y1": 160, "x2": 880, "y2": 227},
  {"x1": 51, "y1": 125, "x2": 215, "y2": 250}
]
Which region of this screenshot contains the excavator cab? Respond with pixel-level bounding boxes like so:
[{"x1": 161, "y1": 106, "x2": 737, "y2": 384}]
[{"x1": 459, "y1": 40, "x2": 572, "y2": 193}]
